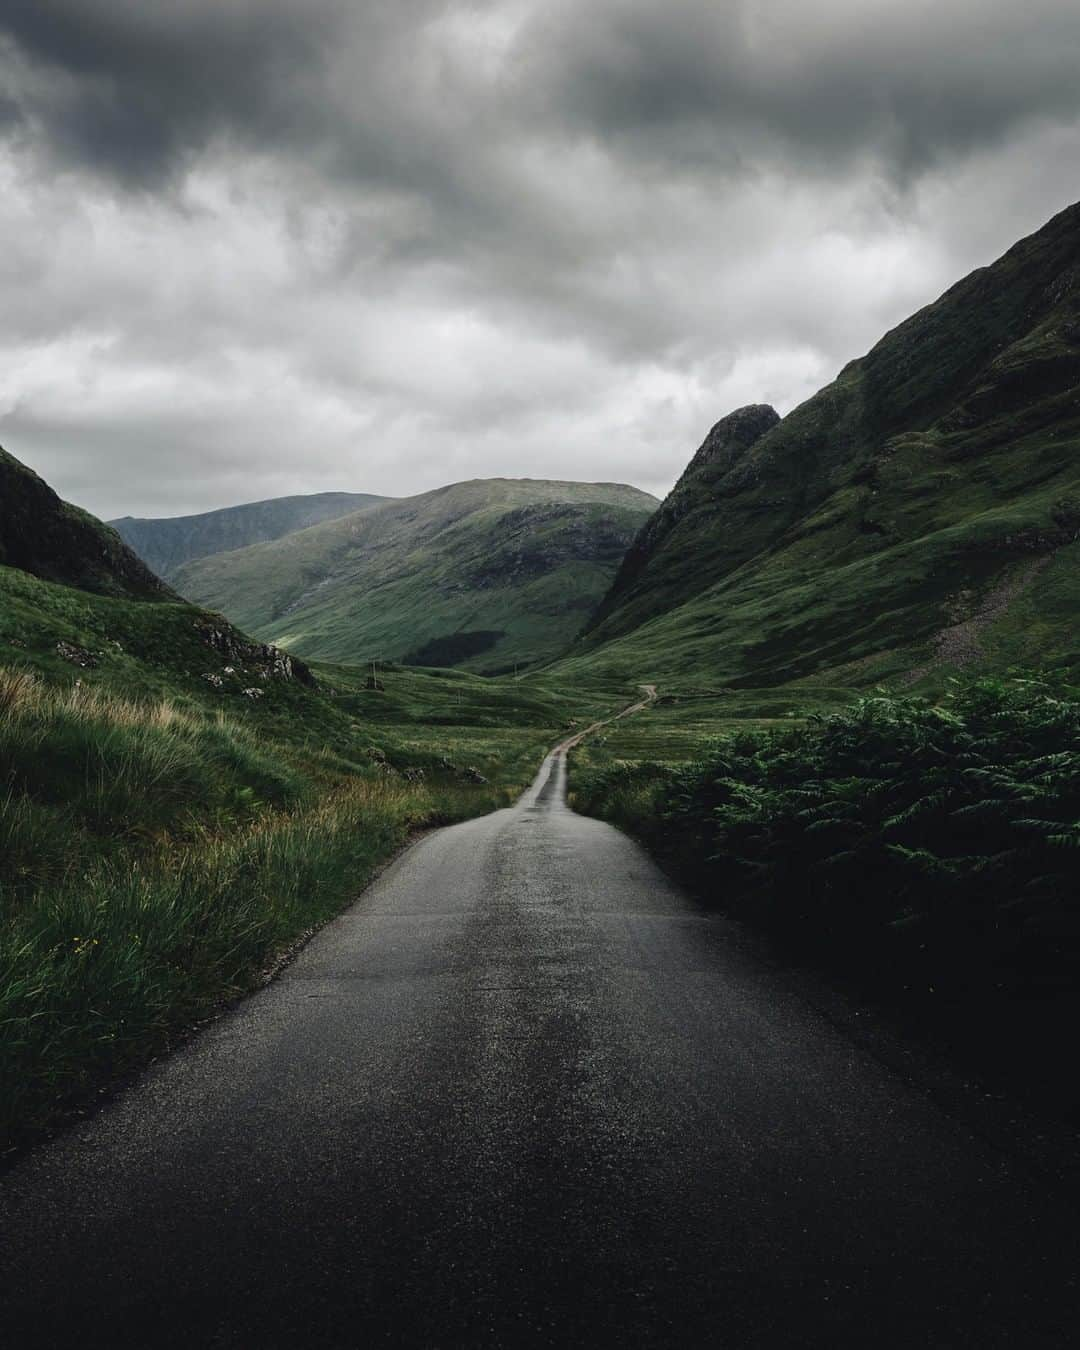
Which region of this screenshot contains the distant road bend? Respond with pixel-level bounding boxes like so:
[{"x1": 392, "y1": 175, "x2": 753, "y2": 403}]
[{"x1": 2, "y1": 692, "x2": 1078, "y2": 1347}]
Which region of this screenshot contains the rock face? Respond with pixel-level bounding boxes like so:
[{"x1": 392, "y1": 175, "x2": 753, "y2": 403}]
[
  {"x1": 584, "y1": 405, "x2": 780, "y2": 639},
  {"x1": 459, "y1": 503, "x2": 644, "y2": 590},
  {"x1": 0, "y1": 447, "x2": 172, "y2": 600},
  {"x1": 111, "y1": 493, "x2": 390, "y2": 579},
  {"x1": 195, "y1": 619, "x2": 315, "y2": 686},
  {"x1": 680, "y1": 405, "x2": 782, "y2": 481}
]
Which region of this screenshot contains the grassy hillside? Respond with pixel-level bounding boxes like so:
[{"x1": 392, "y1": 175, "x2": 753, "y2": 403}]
[
  {"x1": 173, "y1": 478, "x2": 658, "y2": 672},
  {"x1": 565, "y1": 200, "x2": 1080, "y2": 697},
  {"x1": 111, "y1": 491, "x2": 389, "y2": 578},
  {"x1": 557, "y1": 203, "x2": 1080, "y2": 1120}
]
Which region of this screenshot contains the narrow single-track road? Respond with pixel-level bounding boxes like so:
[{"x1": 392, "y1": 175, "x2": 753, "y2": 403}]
[{"x1": 2, "y1": 721, "x2": 1078, "y2": 1347}]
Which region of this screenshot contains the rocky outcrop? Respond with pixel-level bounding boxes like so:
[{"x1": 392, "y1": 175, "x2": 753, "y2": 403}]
[
  {"x1": 55, "y1": 641, "x2": 98, "y2": 669},
  {"x1": 679, "y1": 405, "x2": 782, "y2": 483},
  {"x1": 194, "y1": 618, "x2": 315, "y2": 686}
]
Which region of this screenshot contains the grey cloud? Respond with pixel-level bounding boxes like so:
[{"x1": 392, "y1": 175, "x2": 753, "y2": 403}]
[
  {"x1": 0, "y1": 0, "x2": 346, "y2": 184},
  {"x1": 8, "y1": 1, "x2": 1080, "y2": 193},
  {"x1": 514, "y1": 0, "x2": 1080, "y2": 179},
  {"x1": 0, "y1": 1, "x2": 1078, "y2": 519}
]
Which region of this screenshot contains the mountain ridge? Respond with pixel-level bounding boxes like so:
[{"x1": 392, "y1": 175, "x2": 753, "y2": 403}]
[
  {"x1": 567, "y1": 199, "x2": 1080, "y2": 690},
  {"x1": 111, "y1": 491, "x2": 389, "y2": 579},
  {"x1": 584, "y1": 404, "x2": 780, "y2": 640}
]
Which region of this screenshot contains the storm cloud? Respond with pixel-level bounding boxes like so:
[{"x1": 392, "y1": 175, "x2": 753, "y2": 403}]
[{"x1": 2, "y1": 0, "x2": 1079, "y2": 517}]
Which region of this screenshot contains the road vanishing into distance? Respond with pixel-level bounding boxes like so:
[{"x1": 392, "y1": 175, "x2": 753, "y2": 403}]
[{"x1": 2, "y1": 735, "x2": 1079, "y2": 1347}]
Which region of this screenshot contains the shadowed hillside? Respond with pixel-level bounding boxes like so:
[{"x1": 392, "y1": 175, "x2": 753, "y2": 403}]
[
  {"x1": 584, "y1": 404, "x2": 780, "y2": 640},
  {"x1": 569, "y1": 200, "x2": 1080, "y2": 693},
  {"x1": 1, "y1": 447, "x2": 172, "y2": 601}
]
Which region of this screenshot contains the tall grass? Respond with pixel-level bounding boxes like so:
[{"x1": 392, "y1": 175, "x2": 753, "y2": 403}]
[
  {"x1": 0, "y1": 670, "x2": 304, "y2": 859},
  {"x1": 0, "y1": 667, "x2": 517, "y2": 1149}
]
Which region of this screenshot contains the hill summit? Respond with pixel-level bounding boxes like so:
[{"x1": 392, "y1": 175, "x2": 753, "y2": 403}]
[{"x1": 174, "y1": 477, "x2": 659, "y2": 673}]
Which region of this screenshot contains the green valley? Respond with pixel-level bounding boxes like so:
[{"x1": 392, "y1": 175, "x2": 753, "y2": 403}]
[
  {"x1": 0, "y1": 447, "x2": 624, "y2": 1149},
  {"x1": 4, "y1": 197, "x2": 1080, "y2": 1145}
]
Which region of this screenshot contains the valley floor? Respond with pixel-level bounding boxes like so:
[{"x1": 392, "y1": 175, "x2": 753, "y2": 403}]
[{"x1": 3, "y1": 743, "x2": 1078, "y2": 1348}]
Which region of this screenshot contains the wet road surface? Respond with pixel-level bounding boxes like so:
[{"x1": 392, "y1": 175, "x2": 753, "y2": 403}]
[{"x1": 2, "y1": 746, "x2": 1078, "y2": 1346}]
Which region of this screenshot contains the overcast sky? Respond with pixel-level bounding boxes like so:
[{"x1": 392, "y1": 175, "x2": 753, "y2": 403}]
[{"x1": 2, "y1": 0, "x2": 1079, "y2": 519}]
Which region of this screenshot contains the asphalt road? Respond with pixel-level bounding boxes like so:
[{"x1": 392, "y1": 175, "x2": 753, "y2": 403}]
[{"x1": 2, "y1": 745, "x2": 1078, "y2": 1347}]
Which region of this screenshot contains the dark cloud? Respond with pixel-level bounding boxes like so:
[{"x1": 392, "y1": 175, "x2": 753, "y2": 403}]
[
  {"x1": 515, "y1": 1, "x2": 1080, "y2": 175},
  {"x1": 0, "y1": 0, "x2": 346, "y2": 183},
  {"x1": 0, "y1": 1, "x2": 1078, "y2": 518},
  {"x1": 9, "y1": 1, "x2": 1080, "y2": 189}
]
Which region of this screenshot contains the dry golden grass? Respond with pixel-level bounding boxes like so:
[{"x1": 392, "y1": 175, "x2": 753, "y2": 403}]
[{"x1": 0, "y1": 665, "x2": 207, "y2": 734}]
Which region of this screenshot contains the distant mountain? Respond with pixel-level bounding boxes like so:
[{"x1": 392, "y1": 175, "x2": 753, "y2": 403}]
[
  {"x1": 1, "y1": 446, "x2": 171, "y2": 600},
  {"x1": 111, "y1": 492, "x2": 389, "y2": 579},
  {"x1": 569, "y1": 200, "x2": 1080, "y2": 689},
  {"x1": 174, "y1": 479, "x2": 659, "y2": 672}
]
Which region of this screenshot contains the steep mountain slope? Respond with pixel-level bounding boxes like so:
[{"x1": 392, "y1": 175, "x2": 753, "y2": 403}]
[
  {"x1": 568, "y1": 200, "x2": 1080, "y2": 691},
  {"x1": 174, "y1": 479, "x2": 659, "y2": 672},
  {"x1": 585, "y1": 404, "x2": 780, "y2": 639},
  {"x1": 111, "y1": 492, "x2": 389, "y2": 579},
  {"x1": 1, "y1": 446, "x2": 172, "y2": 600}
]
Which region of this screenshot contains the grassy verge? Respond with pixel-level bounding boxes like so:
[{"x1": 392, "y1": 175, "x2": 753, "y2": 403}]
[
  {"x1": 570, "y1": 676, "x2": 1080, "y2": 1120},
  {"x1": 0, "y1": 658, "x2": 588, "y2": 1153},
  {"x1": 1, "y1": 776, "x2": 510, "y2": 1150}
]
